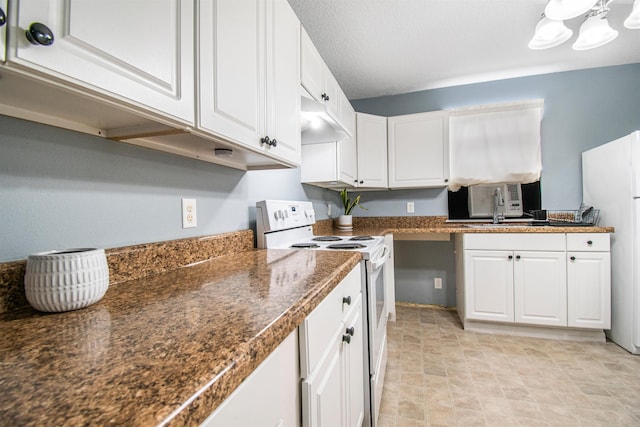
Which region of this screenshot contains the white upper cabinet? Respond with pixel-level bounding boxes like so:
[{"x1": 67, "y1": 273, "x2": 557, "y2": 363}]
[
  {"x1": 0, "y1": 0, "x2": 7, "y2": 62},
  {"x1": 387, "y1": 110, "x2": 449, "y2": 188},
  {"x1": 300, "y1": 137, "x2": 358, "y2": 188},
  {"x1": 266, "y1": 0, "x2": 302, "y2": 165},
  {"x1": 339, "y1": 90, "x2": 356, "y2": 138},
  {"x1": 198, "y1": 0, "x2": 300, "y2": 165},
  {"x1": 300, "y1": 27, "x2": 339, "y2": 122},
  {"x1": 356, "y1": 113, "x2": 388, "y2": 188},
  {"x1": 339, "y1": 137, "x2": 358, "y2": 186},
  {"x1": 300, "y1": 27, "x2": 323, "y2": 102},
  {"x1": 9, "y1": 0, "x2": 194, "y2": 124}
]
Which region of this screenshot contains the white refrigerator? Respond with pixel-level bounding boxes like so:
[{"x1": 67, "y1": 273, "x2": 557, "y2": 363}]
[{"x1": 582, "y1": 130, "x2": 640, "y2": 354}]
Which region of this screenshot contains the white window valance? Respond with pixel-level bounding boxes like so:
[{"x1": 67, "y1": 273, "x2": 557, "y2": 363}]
[{"x1": 448, "y1": 99, "x2": 543, "y2": 191}]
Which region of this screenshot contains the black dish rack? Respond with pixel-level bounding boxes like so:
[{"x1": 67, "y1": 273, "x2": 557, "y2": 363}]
[{"x1": 535, "y1": 205, "x2": 600, "y2": 227}]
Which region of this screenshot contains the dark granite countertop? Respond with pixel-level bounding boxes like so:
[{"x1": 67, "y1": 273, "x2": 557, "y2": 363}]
[
  {"x1": 313, "y1": 216, "x2": 614, "y2": 237},
  {"x1": 0, "y1": 248, "x2": 361, "y2": 426},
  {"x1": 0, "y1": 216, "x2": 613, "y2": 426}
]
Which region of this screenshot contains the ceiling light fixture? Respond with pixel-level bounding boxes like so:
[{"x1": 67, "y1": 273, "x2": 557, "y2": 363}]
[
  {"x1": 545, "y1": 0, "x2": 599, "y2": 20},
  {"x1": 530, "y1": 0, "x2": 637, "y2": 51},
  {"x1": 528, "y1": 15, "x2": 573, "y2": 49},
  {"x1": 624, "y1": 0, "x2": 640, "y2": 28},
  {"x1": 573, "y1": 4, "x2": 618, "y2": 50}
]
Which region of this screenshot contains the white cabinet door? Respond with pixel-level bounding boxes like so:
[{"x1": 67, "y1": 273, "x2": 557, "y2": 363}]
[
  {"x1": 339, "y1": 137, "x2": 358, "y2": 186},
  {"x1": 387, "y1": 111, "x2": 449, "y2": 188},
  {"x1": 300, "y1": 26, "x2": 340, "y2": 122},
  {"x1": 567, "y1": 251, "x2": 611, "y2": 329},
  {"x1": 11, "y1": 0, "x2": 194, "y2": 123},
  {"x1": 339, "y1": 91, "x2": 356, "y2": 138},
  {"x1": 303, "y1": 326, "x2": 345, "y2": 427},
  {"x1": 265, "y1": 0, "x2": 301, "y2": 164},
  {"x1": 300, "y1": 139, "x2": 357, "y2": 188},
  {"x1": 201, "y1": 331, "x2": 300, "y2": 427},
  {"x1": 322, "y1": 71, "x2": 340, "y2": 121},
  {"x1": 198, "y1": 0, "x2": 263, "y2": 147},
  {"x1": 300, "y1": 27, "x2": 323, "y2": 102},
  {"x1": 301, "y1": 142, "x2": 339, "y2": 184},
  {"x1": 345, "y1": 296, "x2": 364, "y2": 427},
  {"x1": 514, "y1": 251, "x2": 567, "y2": 327},
  {"x1": 199, "y1": 0, "x2": 300, "y2": 164},
  {"x1": 0, "y1": 0, "x2": 7, "y2": 62},
  {"x1": 356, "y1": 113, "x2": 388, "y2": 188},
  {"x1": 464, "y1": 250, "x2": 514, "y2": 323}
]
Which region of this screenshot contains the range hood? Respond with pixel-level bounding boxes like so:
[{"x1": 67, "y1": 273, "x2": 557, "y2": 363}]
[{"x1": 301, "y1": 94, "x2": 348, "y2": 144}]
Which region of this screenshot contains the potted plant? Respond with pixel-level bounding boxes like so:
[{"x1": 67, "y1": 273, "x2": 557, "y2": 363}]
[{"x1": 338, "y1": 188, "x2": 366, "y2": 228}]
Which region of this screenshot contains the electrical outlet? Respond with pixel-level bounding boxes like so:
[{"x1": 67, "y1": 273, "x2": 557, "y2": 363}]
[
  {"x1": 182, "y1": 198, "x2": 197, "y2": 228},
  {"x1": 434, "y1": 277, "x2": 442, "y2": 289},
  {"x1": 407, "y1": 202, "x2": 415, "y2": 213},
  {"x1": 327, "y1": 202, "x2": 332, "y2": 217}
]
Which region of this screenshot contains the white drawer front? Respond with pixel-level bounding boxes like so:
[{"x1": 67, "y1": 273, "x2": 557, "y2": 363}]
[
  {"x1": 341, "y1": 263, "x2": 363, "y2": 321},
  {"x1": 566, "y1": 233, "x2": 610, "y2": 252},
  {"x1": 463, "y1": 233, "x2": 566, "y2": 251},
  {"x1": 300, "y1": 264, "x2": 361, "y2": 378}
]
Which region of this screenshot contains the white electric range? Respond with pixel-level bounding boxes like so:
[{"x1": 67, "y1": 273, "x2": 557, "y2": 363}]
[{"x1": 256, "y1": 200, "x2": 390, "y2": 427}]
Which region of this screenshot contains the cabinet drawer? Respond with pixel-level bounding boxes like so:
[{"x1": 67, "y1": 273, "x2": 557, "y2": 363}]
[
  {"x1": 299, "y1": 264, "x2": 361, "y2": 378},
  {"x1": 463, "y1": 233, "x2": 566, "y2": 251},
  {"x1": 566, "y1": 233, "x2": 610, "y2": 252},
  {"x1": 341, "y1": 264, "x2": 363, "y2": 321}
]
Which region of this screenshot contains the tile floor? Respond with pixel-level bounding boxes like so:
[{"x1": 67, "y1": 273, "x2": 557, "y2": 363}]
[{"x1": 379, "y1": 303, "x2": 640, "y2": 427}]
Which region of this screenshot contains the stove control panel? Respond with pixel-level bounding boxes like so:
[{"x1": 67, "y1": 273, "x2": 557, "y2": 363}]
[{"x1": 256, "y1": 200, "x2": 316, "y2": 234}]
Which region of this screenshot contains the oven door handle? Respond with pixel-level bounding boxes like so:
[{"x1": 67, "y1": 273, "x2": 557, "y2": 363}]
[{"x1": 369, "y1": 245, "x2": 390, "y2": 271}]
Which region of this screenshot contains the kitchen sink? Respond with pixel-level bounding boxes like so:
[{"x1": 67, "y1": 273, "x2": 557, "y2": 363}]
[{"x1": 464, "y1": 223, "x2": 531, "y2": 228}]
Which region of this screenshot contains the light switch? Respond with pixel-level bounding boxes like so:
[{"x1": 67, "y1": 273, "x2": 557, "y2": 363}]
[{"x1": 407, "y1": 202, "x2": 415, "y2": 213}]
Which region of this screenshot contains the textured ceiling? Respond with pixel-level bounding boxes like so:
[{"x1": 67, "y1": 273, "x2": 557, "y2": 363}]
[{"x1": 287, "y1": 0, "x2": 640, "y2": 100}]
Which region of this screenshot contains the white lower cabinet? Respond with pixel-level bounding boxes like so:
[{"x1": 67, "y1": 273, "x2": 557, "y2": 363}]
[
  {"x1": 567, "y1": 233, "x2": 611, "y2": 329},
  {"x1": 459, "y1": 233, "x2": 610, "y2": 332},
  {"x1": 514, "y1": 251, "x2": 567, "y2": 327},
  {"x1": 202, "y1": 263, "x2": 365, "y2": 427},
  {"x1": 300, "y1": 264, "x2": 364, "y2": 427},
  {"x1": 463, "y1": 250, "x2": 514, "y2": 323},
  {"x1": 201, "y1": 331, "x2": 300, "y2": 427}
]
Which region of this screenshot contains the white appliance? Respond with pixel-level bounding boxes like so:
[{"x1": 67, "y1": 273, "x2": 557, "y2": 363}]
[
  {"x1": 256, "y1": 200, "x2": 391, "y2": 426},
  {"x1": 582, "y1": 130, "x2": 640, "y2": 354},
  {"x1": 468, "y1": 183, "x2": 523, "y2": 218}
]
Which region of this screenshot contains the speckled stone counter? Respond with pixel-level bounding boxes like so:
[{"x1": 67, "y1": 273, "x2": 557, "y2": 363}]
[
  {"x1": 0, "y1": 248, "x2": 361, "y2": 426},
  {"x1": 0, "y1": 231, "x2": 254, "y2": 313},
  {"x1": 315, "y1": 216, "x2": 614, "y2": 237}
]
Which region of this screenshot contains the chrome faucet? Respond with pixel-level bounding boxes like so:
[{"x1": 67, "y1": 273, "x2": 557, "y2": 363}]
[{"x1": 493, "y1": 186, "x2": 505, "y2": 224}]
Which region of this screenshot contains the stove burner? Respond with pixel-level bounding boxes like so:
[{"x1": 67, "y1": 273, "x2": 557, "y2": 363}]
[
  {"x1": 350, "y1": 236, "x2": 374, "y2": 241},
  {"x1": 327, "y1": 243, "x2": 366, "y2": 250},
  {"x1": 291, "y1": 243, "x2": 320, "y2": 249},
  {"x1": 312, "y1": 236, "x2": 343, "y2": 242}
]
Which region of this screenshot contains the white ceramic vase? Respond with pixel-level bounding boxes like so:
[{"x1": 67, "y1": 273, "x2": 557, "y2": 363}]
[
  {"x1": 24, "y1": 248, "x2": 110, "y2": 312},
  {"x1": 337, "y1": 214, "x2": 353, "y2": 229}
]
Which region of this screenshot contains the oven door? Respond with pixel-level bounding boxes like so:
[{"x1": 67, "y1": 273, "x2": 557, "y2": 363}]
[{"x1": 366, "y1": 244, "x2": 390, "y2": 370}]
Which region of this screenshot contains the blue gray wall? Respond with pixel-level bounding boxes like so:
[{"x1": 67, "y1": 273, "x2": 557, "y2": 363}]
[
  {"x1": 0, "y1": 116, "x2": 331, "y2": 261},
  {"x1": 352, "y1": 63, "x2": 640, "y2": 307},
  {"x1": 352, "y1": 63, "x2": 640, "y2": 212}
]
